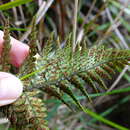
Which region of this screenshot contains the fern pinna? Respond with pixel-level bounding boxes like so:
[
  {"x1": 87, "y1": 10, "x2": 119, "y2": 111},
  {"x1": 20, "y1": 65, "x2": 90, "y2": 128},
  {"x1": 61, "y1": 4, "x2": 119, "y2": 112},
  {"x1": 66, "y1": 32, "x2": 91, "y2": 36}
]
[{"x1": 1, "y1": 22, "x2": 130, "y2": 129}]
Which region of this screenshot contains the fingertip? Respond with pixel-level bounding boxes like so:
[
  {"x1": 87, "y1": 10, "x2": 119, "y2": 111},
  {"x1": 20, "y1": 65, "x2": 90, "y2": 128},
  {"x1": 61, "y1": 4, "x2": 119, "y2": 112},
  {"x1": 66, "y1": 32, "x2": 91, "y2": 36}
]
[
  {"x1": 0, "y1": 72, "x2": 23, "y2": 106},
  {"x1": 10, "y1": 38, "x2": 30, "y2": 67}
]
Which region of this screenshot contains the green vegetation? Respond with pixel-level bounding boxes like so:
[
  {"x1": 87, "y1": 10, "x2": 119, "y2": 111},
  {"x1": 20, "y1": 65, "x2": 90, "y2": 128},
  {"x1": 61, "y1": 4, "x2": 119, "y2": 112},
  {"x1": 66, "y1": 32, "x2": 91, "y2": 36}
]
[{"x1": 1, "y1": 0, "x2": 130, "y2": 129}]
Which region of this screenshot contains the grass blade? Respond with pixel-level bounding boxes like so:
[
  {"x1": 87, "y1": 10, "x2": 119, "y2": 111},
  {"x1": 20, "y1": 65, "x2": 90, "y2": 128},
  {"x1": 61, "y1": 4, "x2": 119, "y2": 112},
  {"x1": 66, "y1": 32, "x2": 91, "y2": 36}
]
[
  {"x1": 82, "y1": 106, "x2": 129, "y2": 130},
  {"x1": 0, "y1": 0, "x2": 33, "y2": 11}
]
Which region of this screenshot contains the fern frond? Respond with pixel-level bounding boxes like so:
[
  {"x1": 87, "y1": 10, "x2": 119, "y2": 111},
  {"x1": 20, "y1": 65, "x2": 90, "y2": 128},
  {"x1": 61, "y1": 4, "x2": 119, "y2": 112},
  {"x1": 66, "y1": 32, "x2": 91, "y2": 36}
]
[
  {"x1": 34, "y1": 44, "x2": 130, "y2": 108},
  {"x1": 1, "y1": 19, "x2": 11, "y2": 72},
  {"x1": 19, "y1": 17, "x2": 37, "y2": 77},
  {"x1": 1, "y1": 90, "x2": 48, "y2": 130}
]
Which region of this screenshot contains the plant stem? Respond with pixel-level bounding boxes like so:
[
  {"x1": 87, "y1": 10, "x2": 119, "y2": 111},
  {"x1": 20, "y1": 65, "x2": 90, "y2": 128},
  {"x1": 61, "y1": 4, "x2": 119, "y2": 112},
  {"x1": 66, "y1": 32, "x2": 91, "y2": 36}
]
[{"x1": 72, "y1": 0, "x2": 78, "y2": 54}]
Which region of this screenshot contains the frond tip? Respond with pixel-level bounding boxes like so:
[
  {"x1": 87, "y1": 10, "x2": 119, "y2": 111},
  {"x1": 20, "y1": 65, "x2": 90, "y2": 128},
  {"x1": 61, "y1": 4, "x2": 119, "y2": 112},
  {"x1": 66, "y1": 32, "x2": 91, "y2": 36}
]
[{"x1": 1, "y1": 20, "x2": 11, "y2": 72}]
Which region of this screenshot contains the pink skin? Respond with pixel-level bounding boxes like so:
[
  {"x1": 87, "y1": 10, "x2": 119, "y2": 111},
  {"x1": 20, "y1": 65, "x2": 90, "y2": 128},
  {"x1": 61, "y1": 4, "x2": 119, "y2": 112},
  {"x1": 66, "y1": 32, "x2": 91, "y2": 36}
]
[{"x1": 0, "y1": 31, "x2": 29, "y2": 106}]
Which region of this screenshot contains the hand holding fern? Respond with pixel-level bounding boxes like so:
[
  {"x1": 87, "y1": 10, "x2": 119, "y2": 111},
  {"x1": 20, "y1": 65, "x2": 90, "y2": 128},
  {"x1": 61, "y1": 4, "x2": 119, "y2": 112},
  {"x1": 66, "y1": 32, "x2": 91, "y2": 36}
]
[{"x1": 0, "y1": 31, "x2": 29, "y2": 106}]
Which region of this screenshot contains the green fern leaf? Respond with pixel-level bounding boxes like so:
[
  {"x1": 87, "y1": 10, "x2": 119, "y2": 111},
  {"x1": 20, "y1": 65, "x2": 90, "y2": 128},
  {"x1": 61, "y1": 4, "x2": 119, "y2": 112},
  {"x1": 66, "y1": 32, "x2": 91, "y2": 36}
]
[
  {"x1": 1, "y1": 19, "x2": 11, "y2": 72},
  {"x1": 34, "y1": 44, "x2": 130, "y2": 108},
  {"x1": 1, "y1": 90, "x2": 48, "y2": 130},
  {"x1": 78, "y1": 72, "x2": 99, "y2": 92}
]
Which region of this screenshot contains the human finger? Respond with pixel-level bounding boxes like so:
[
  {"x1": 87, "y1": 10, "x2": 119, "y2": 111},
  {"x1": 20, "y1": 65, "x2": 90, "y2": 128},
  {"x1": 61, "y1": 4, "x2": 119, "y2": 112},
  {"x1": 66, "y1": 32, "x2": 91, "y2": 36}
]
[{"x1": 0, "y1": 72, "x2": 23, "y2": 106}]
